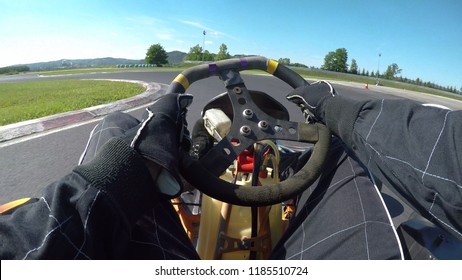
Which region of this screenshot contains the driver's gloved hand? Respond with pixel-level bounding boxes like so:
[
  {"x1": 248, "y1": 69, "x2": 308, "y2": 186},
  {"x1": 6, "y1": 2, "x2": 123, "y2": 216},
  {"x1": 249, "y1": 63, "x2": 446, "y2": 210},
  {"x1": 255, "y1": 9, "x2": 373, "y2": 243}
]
[
  {"x1": 190, "y1": 118, "x2": 214, "y2": 160},
  {"x1": 122, "y1": 93, "x2": 193, "y2": 197},
  {"x1": 286, "y1": 80, "x2": 336, "y2": 123}
]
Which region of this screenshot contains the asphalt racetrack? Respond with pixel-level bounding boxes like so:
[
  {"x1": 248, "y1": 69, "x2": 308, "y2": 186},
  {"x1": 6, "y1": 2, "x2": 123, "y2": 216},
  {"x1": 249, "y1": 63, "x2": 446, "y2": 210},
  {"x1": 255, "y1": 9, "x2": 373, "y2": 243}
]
[{"x1": 1, "y1": 71, "x2": 461, "y2": 206}]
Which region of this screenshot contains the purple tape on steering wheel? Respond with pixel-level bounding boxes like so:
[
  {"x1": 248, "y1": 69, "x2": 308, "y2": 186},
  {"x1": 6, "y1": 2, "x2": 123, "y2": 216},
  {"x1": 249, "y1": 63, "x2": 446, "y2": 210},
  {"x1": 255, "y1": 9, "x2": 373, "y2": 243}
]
[
  {"x1": 208, "y1": 63, "x2": 218, "y2": 76},
  {"x1": 240, "y1": 58, "x2": 248, "y2": 69}
]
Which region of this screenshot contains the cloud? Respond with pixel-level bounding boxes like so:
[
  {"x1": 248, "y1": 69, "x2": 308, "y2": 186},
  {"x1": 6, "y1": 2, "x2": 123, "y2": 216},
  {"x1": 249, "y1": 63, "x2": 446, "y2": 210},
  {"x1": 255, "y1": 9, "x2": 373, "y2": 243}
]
[
  {"x1": 209, "y1": 31, "x2": 220, "y2": 37},
  {"x1": 123, "y1": 16, "x2": 179, "y2": 43},
  {"x1": 179, "y1": 20, "x2": 237, "y2": 40},
  {"x1": 180, "y1": 20, "x2": 207, "y2": 30}
]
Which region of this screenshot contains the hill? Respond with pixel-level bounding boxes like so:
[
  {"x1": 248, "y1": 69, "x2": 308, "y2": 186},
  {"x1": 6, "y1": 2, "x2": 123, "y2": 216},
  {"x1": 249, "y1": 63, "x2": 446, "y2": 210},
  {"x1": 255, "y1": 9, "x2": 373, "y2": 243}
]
[
  {"x1": 11, "y1": 51, "x2": 187, "y2": 71},
  {"x1": 167, "y1": 51, "x2": 187, "y2": 65},
  {"x1": 21, "y1": 58, "x2": 143, "y2": 71}
]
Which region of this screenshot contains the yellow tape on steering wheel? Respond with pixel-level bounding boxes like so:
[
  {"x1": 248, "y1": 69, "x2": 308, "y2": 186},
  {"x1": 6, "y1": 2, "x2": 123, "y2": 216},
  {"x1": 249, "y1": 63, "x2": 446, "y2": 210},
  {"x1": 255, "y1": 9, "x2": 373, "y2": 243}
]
[
  {"x1": 173, "y1": 73, "x2": 190, "y2": 91},
  {"x1": 266, "y1": 59, "x2": 279, "y2": 74}
]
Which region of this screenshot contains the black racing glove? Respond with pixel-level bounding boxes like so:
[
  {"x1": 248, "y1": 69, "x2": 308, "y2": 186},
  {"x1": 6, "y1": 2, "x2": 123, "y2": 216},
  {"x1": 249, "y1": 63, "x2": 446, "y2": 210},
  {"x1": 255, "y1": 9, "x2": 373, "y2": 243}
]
[
  {"x1": 189, "y1": 118, "x2": 214, "y2": 160},
  {"x1": 122, "y1": 93, "x2": 193, "y2": 197},
  {"x1": 286, "y1": 80, "x2": 336, "y2": 123}
]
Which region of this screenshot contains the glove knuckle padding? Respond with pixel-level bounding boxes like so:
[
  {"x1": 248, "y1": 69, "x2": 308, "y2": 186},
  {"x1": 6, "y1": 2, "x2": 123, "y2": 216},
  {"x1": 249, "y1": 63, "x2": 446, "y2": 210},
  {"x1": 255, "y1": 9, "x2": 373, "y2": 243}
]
[
  {"x1": 122, "y1": 93, "x2": 194, "y2": 194},
  {"x1": 286, "y1": 81, "x2": 336, "y2": 122}
]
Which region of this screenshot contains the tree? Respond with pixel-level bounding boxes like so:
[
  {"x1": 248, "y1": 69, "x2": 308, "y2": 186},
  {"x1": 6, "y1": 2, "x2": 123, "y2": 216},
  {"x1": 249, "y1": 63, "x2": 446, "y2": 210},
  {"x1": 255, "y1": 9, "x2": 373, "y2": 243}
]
[
  {"x1": 203, "y1": 50, "x2": 215, "y2": 61},
  {"x1": 186, "y1": 44, "x2": 203, "y2": 61},
  {"x1": 349, "y1": 59, "x2": 358, "y2": 74},
  {"x1": 216, "y1": 43, "x2": 230, "y2": 61},
  {"x1": 278, "y1": 58, "x2": 291, "y2": 65},
  {"x1": 321, "y1": 48, "x2": 348, "y2": 72},
  {"x1": 145, "y1": 44, "x2": 168, "y2": 66},
  {"x1": 291, "y1": 62, "x2": 308, "y2": 68},
  {"x1": 384, "y1": 63, "x2": 402, "y2": 79},
  {"x1": 0, "y1": 65, "x2": 30, "y2": 74}
]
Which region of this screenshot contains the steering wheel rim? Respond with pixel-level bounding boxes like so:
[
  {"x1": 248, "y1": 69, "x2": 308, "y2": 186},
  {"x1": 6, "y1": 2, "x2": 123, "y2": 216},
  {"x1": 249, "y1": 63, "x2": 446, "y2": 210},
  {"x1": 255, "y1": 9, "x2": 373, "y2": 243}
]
[{"x1": 169, "y1": 56, "x2": 331, "y2": 206}]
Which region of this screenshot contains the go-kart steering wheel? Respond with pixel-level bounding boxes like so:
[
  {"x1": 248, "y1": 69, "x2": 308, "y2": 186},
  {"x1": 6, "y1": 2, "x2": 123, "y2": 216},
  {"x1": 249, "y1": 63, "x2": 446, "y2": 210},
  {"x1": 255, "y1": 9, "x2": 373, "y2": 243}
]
[{"x1": 166, "y1": 56, "x2": 331, "y2": 207}]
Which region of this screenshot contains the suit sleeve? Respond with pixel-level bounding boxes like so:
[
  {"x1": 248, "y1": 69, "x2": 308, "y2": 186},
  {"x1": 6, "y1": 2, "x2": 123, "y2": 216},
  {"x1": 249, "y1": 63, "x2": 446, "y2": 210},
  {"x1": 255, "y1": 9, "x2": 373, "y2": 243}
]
[
  {"x1": 0, "y1": 138, "x2": 157, "y2": 259},
  {"x1": 324, "y1": 96, "x2": 462, "y2": 239}
]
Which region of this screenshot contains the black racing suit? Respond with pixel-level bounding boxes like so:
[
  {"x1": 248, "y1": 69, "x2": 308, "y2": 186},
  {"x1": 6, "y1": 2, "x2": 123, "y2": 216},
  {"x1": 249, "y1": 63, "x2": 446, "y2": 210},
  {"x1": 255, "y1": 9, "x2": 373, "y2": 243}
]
[
  {"x1": 1, "y1": 96, "x2": 461, "y2": 259},
  {"x1": 0, "y1": 138, "x2": 198, "y2": 259},
  {"x1": 323, "y1": 96, "x2": 462, "y2": 240}
]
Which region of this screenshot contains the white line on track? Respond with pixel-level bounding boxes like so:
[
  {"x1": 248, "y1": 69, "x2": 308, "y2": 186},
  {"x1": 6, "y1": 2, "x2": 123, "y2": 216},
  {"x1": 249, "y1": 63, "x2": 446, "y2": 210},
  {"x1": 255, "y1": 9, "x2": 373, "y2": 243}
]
[{"x1": 0, "y1": 103, "x2": 153, "y2": 149}]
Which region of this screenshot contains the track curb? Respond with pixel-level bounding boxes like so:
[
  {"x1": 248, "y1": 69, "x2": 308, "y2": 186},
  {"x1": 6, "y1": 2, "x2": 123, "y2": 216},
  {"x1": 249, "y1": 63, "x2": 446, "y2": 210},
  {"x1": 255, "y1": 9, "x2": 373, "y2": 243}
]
[{"x1": 0, "y1": 80, "x2": 164, "y2": 142}]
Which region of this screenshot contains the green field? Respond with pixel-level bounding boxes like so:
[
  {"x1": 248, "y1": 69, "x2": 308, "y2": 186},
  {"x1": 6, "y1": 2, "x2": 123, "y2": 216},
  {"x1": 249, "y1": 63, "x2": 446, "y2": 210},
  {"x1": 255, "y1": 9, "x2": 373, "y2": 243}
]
[
  {"x1": 0, "y1": 79, "x2": 144, "y2": 126},
  {"x1": 35, "y1": 66, "x2": 187, "y2": 76},
  {"x1": 244, "y1": 68, "x2": 462, "y2": 102},
  {"x1": 35, "y1": 65, "x2": 462, "y2": 102},
  {"x1": 1, "y1": 65, "x2": 460, "y2": 126}
]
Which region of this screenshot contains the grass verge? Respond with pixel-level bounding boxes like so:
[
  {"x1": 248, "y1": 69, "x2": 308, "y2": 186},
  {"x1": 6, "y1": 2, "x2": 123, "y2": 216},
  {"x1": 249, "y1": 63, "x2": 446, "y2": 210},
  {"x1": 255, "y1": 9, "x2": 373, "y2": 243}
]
[
  {"x1": 0, "y1": 64, "x2": 462, "y2": 125},
  {"x1": 32, "y1": 66, "x2": 462, "y2": 101},
  {"x1": 0, "y1": 79, "x2": 144, "y2": 126},
  {"x1": 35, "y1": 66, "x2": 187, "y2": 76},
  {"x1": 244, "y1": 69, "x2": 462, "y2": 101}
]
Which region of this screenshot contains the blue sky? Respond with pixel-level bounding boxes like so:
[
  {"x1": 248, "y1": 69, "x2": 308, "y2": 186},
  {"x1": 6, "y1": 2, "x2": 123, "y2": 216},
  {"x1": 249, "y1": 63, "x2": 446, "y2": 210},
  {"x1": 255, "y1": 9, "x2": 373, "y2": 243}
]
[{"x1": 1, "y1": 0, "x2": 461, "y2": 89}]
